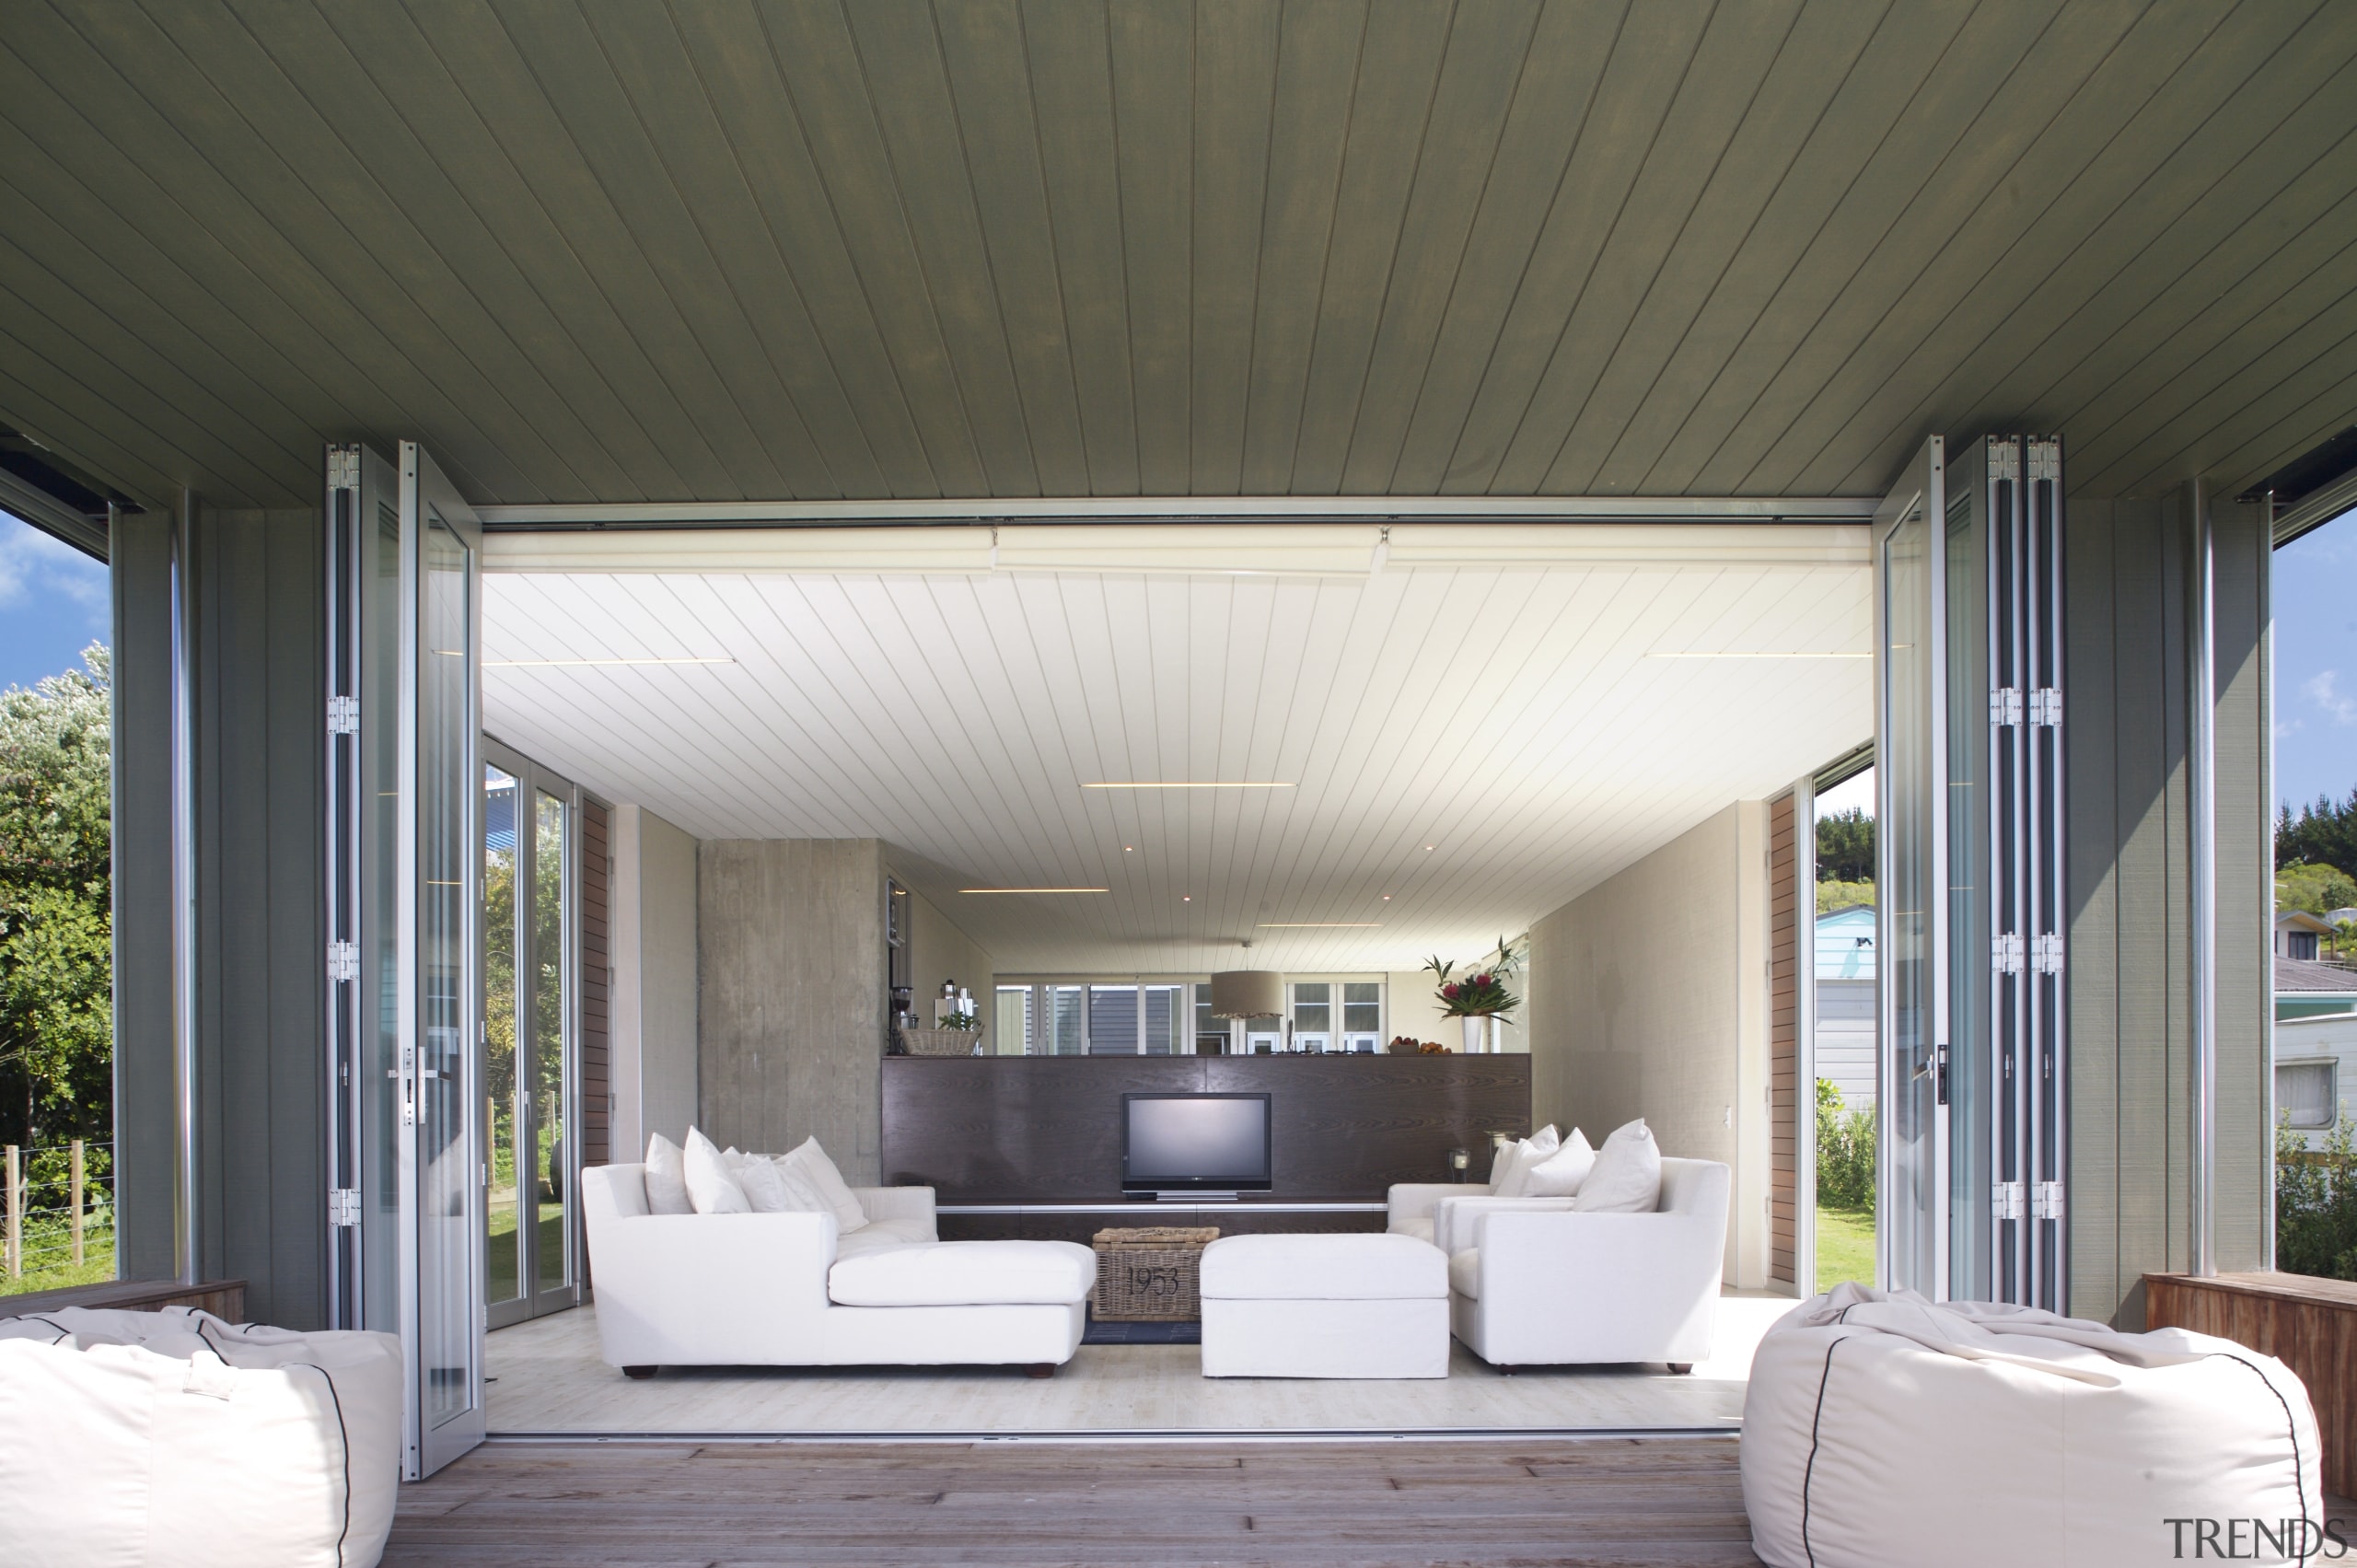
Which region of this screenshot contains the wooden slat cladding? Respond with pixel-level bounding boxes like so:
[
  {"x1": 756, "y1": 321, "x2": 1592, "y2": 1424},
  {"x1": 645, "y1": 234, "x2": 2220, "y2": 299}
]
[
  {"x1": 1767, "y1": 792, "x2": 1797, "y2": 1287},
  {"x1": 383, "y1": 1437, "x2": 1762, "y2": 1567},
  {"x1": 578, "y1": 798, "x2": 610, "y2": 1170},
  {"x1": 2145, "y1": 1272, "x2": 2357, "y2": 1498},
  {"x1": 1, "y1": 6, "x2": 2353, "y2": 513}
]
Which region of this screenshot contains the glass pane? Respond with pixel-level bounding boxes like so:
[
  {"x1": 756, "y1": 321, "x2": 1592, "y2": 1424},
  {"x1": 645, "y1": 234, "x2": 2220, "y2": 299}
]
[
  {"x1": 996, "y1": 986, "x2": 1033, "y2": 1055},
  {"x1": 1293, "y1": 982, "x2": 1330, "y2": 1033},
  {"x1": 482, "y1": 764, "x2": 521, "y2": 1308},
  {"x1": 1884, "y1": 502, "x2": 1941, "y2": 1296},
  {"x1": 1195, "y1": 986, "x2": 1228, "y2": 1055},
  {"x1": 364, "y1": 494, "x2": 401, "y2": 1333},
  {"x1": 419, "y1": 517, "x2": 474, "y2": 1429},
  {"x1": 1047, "y1": 986, "x2": 1085, "y2": 1055},
  {"x1": 1143, "y1": 985, "x2": 1183, "y2": 1054},
  {"x1": 1089, "y1": 984, "x2": 1140, "y2": 1055},
  {"x1": 532, "y1": 788, "x2": 569, "y2": 1295},
  {"x1": 1342, "y1": 981, "x2": 1381, "y2": 1033},
  {"x1": 1946, "y1": 486, "x2": 1992, "y2": 1301}
]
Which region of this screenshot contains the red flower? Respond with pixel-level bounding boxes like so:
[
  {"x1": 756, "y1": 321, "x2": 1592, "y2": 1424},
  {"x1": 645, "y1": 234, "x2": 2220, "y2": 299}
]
[
  {"x1": 1441, "y1": 982, "x2": 1460, "y2": 1000},
  {"x1": 1473, "y1": 973, "x2": 1492, "y2": 987}
]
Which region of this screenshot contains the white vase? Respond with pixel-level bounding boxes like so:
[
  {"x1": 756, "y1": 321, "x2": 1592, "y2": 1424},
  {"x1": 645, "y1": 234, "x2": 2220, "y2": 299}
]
[{"x1": 1461, "y1": 1016, "x2": 1488, "y2": 1055}]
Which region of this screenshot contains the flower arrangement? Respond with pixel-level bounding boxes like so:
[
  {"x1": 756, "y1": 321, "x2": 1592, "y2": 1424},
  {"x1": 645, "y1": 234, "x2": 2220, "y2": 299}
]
[{"x1": 1424, "y1": 934, "x2": 1526, "y2": 1018}]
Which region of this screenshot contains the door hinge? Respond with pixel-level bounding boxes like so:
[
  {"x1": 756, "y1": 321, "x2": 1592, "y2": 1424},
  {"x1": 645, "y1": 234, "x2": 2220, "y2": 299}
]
[
  {"x1": 2032, "y1": 933, "x2": 2064, "y2": 974},
  {"x1": 1991, "y1": 687, "x2": 2024, "y2": 726},
  {"x1": 2029, "y1": 688, "x2": 2061, "y2": 726},
  {"x1": 2033, "y1": 1181, "x2": 2065, "y2": 1221},
  {"x1": 1994, "y1": 933, "x2": 2025, "y2": 974},
  {"x1": 1989, "y1": 436, "x2": 2020, "y2": 483},
  {"x1": 328, "y1": 1188, "x2": 361, "y2": 1227},
  {"x1": 327, "y1": 447, "x2": 360, "y2": 491},
  {"x1": 327, "y1": 694, "x2": 359, "y2": 735},
  {"x1": 2028, "y1": 438, "x2": 2061, "y2": 482},
  {"x1": 328, "y1": 939, "x2": 359, "y2": 982},
  {"x1": 1993, "y1": 1180, "x2": 2026, "y2": 1221}
]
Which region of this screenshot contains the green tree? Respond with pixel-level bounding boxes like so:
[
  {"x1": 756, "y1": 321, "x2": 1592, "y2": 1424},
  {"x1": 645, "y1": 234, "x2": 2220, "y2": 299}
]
[
  {"x1": 0, "y1": 645, "x2": 112, "y2": 1150},
  {"x1": 2280, "y1": 793, "x2": 2357, "y2": 875},
  {"x1": 1815, "y1": 1077, "x2": 1875, "y2": 1212},
  {"x1": 2275, "y1": 862, "x2": 2357, "y2": 915},
  {"x1": 1817, "y1": 807, "x2": 1875, "y2": 882}
]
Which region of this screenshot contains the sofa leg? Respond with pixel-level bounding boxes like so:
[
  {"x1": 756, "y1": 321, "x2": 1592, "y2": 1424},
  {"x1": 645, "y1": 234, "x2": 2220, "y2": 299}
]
[
  {"x1": 1496, "y1": 1365, "x2": 1517, "y2": 1376},
  {"x1": 1667, "y1": 1363, "x2": 1693, "y2": 1376},
  {"x1": 622, "y1": 1365, "x2": 657, "y2": 1381},
  {"x1": 1024, "y1": 1363, "x2": 1056, "y2": 1379}
]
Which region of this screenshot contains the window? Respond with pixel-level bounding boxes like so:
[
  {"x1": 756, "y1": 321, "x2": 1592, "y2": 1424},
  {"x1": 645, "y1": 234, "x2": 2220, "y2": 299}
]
[
  {"x1": 995, "y1": 986, "x2": 1033, "y2": 1055},
  {"x1": 1342, "y1": 981, "x2": 1382, "y2": 1052},
  {"x1": 1144, "y1": 984, "x2": 1184, "y2": 1055},
  {"x1": 2280, "y1": 1061, "x2": 2338, "y2": 1130},
  {"x1": 1291, "y1": 981, "x2": 1330, "y2": 1052},
  {"x1": 1194, "y1": 989, "x2": 1228, "y2": 1054},
  {"x1": 1045, "y1": 985, "x2": 1085, "y2": 1055},
  {"x1": 1088, "y1": 984, "x2": 1139, "y2": 1054}
]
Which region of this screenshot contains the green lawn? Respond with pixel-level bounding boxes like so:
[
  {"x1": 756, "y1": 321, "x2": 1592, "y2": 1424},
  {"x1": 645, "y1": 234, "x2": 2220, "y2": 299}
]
[
  {"x1": 1, "y1": 1220, "x2": 117, "y2": 1296},
  {"x1": 1815, "y1": 1204, "x2": 1875, "y2": 1295}
]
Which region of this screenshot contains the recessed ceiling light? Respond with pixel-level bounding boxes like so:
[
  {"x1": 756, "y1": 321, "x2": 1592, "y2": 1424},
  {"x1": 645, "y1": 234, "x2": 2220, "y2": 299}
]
[
  {"x1": 1082, "y1": 782, "x2": 1295, "y2": 789},
  {"x1": 1182, "y1": 895, "x2": 1191, "y2": 901},
  {"x1": 1124, "y1": 845, "x2": 1133, "y2": 852},
  {"x1": 959, "y1": 887, "x2": 1109, "y2": 894},
  {"x1": 1425, "y1": 845, "x2": 1435, "y2": 852},
  {"x1": 1382, "y1": 895, "x2": 1392, "y2": 900},
  {"x1": 484, "y1": 656, "x2": 735, "y2": 668},
  {"x1": 1257, "y1": 922, "x2": 1382, "y2": 928}
]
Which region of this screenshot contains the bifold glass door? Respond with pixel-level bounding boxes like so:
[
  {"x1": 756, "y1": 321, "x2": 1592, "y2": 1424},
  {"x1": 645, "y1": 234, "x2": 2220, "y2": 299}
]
[
  {"x1": 483, "y1": 743, "x2": 581, "y2": 1329},
  {"x1": 324, "y1": 441, "x2": 485, "y2": 1479}
]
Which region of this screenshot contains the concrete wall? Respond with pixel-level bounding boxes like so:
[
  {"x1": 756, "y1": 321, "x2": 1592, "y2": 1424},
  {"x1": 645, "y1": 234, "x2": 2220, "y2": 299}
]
[
  {"x1": 698, "y1": 839, "x2": 885, "y2": 1181},
  {"x1": 896, "y1": 877, "x2": 994, "y2": 1053},
  {"x1": 608, "y1": 805, "x2": 700, "y2": 1156},
  {"x1": 1523, "y1": 802, "x2": 1772, "y2": 1288}
]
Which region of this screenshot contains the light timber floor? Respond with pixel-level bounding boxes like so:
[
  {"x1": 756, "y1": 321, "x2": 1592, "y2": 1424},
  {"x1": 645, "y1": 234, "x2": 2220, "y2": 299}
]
[
  {"x1": 384, "y1": 1436, "x2": 1764, "y2": 1566},
  {"x1": 485, "y1": 1295, "x2": 1792, "y2": 1436}
]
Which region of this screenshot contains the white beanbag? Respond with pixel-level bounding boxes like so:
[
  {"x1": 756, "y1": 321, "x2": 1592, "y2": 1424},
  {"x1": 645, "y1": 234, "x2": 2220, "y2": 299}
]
[
  {"x1": 0, "y1": 1306, "x2": 403, "y2": 1568},
  {"x1": 1742, "y1": 1285, "x2": 2321, "y2": 1568}
]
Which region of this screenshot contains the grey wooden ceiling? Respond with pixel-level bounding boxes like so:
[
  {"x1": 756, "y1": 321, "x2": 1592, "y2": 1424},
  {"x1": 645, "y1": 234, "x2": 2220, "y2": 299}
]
[{"x1": 1, "y1": 0, "x2": 2352, "y2": 515}]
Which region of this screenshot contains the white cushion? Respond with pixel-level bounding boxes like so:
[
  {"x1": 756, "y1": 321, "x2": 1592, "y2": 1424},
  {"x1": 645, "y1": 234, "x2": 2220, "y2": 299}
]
[
  {"x1": 1521, "y1": 1127, "x2": 1596, "y2": 1197},
  {"x1": 683, "y1": 1127, "x2": 749, "y2": 1214},
  {"x1": 1199, "y1": 1233, "x2": 1447, "y2": 1300},
  {"x1": 1491, "y1": 1125, "x2": 1562, "y2": 1198},
  {"x1": 1395, "y1": 1216, "x2": 1435, "y2": 1245},
  {"x1": 782, "y1": 1136, "x2": 867, "y2": 1234},
  {"x1": 834, "y1": 1216, "x2": 936, "y2": 1258},
  {"x1": 1447, "y1": 1247, "x2": 1480, "y2": 1300},
  {"x1": 1743, "y1": 1286, "x2": 2320, "y2": 1568},
  {"x1": 1573, "y1": 1118, "x2": 1662, "y2": 1213},
  {"x1": 828, "y1": 1240, "x2": 1096, "y2": 1307},
  {"x1": 0, "y1": 1307, "x2": 402, "y2": 1568},
  {"x1": 643, "y1": 1132, "x2": 692, "y2": 1214},
  {"x1": 733, "y1": 1154, "x2": 810, "y2": 1214}
]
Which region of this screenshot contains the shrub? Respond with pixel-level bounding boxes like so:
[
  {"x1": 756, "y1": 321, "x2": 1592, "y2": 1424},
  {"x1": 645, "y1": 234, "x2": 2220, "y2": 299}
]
[
  {"x1": 2277, "y1": 1112, "x2": 2357, "y2": 1282},
  {"x1": 1816, "y1": 1077, "x2": 1875, "y2": 1212}
]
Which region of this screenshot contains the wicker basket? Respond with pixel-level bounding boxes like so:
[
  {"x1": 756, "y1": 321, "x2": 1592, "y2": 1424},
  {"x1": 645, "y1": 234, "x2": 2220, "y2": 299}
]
[
  {"x1": 899, "y1": 1028, "x2": 982, "y2": 1057},
  {"x1": 1090, "y1": 1226, "x2": 1220, "y2": 1321}
]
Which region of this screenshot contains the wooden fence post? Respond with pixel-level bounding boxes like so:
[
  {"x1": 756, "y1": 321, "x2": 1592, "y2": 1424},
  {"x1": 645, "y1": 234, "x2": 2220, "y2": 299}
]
[
  {"x1": 4, "y1": 1144, "x2": 18, "y2": 1279},
  {"x1": 71, "y1": 1139, "x2": 85, "y2": 1268}
]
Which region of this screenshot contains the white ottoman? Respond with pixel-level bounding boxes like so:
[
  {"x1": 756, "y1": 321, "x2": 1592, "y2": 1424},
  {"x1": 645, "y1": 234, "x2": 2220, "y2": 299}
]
[
  {"x1": 1200, "y1": 1232, "x2": 1449, "y2": 1378},
  {"x1": 1743, "y1": 1285, "x2": 2321, "y2": 1568},
  {"x1": 0, "y1": 1305, "x2": 404, "y2": 1568}
]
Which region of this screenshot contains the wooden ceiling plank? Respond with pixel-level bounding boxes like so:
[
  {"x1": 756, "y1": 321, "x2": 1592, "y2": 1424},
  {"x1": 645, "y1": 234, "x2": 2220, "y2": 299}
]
[
  {"x1": 1186, "y1": 0, "x2": 1279, "y2": 494},
  {"x1": 475, "y1": 1, "x2": 832, "y2": 499},
  {"x1": 1333, "y1": 0, "x2": 1542, "y2": 495},
  {"x1": 1563, "y1": 0, "x2": 1900, "y2": 496},
  {"x1": 1664, "y1": 1, "x2": 2111, "y2": 495},
  {"x1": 1491, "y1": 0, "x2": 1808, "y2": 494},
  {"x1": 1795, "y1": 0, "x2": 2336, "y2": 500},
  {"x1": 1020, "y1": 0, "x2": 1144, "y2": 494},
  {"x1": 1285, "y1": 0, "x2": 1457, "y2": 494},
  {"x1": 1743, "y1": 1, "x2": 2267, "y2": 496},
  {"x1": 1385, "y1": 0, "x2": 1626, "y2": 494},
  {"x1": 1109, "y1": 0, "x2": 1196, "y2": 497},
  {"x1": 582, "y1": 2, "x2": 903, "y2": 499},
  {"x1": 839, "y1": 1, "x2": 1051, "y2": 497},
  {"x1": 928, "y1": 0, "x2": 1092, "y2": 497},
  {"x1": 0, "y1": 343, "x2": 204, "y2": 513},
  {"x1": 1434, "y1": 1, "x2": 1713, "y2": 495},
  {"x1": 1235, "y1": 0, "x2": 1368, "y2": 494}
]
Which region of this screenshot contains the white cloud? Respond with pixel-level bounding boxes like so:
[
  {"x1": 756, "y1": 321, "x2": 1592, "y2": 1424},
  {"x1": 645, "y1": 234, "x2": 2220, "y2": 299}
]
[
  {"x1": 2305, "y1": 669, "x2": 2357, "y2": 726},
  {"x1": 0, "y1": 513, "x2": 108, "y2": 636}
]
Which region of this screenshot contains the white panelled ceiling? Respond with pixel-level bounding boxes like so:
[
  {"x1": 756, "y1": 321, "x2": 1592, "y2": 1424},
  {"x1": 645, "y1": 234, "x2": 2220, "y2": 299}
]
[{"x1": 482, "y1": 536, "x2": 1871, "y2": 973}]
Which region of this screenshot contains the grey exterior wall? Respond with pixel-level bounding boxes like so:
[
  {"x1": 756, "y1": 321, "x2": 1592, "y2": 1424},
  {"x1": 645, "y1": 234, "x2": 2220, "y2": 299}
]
[
  {"x1": 111, "y1": 503, "x2": 326, "y2": 1326},
  {"x1": 2067, "y1": 488, "x2": 2270, "y2": 1328},
  {"x1": 697, "y1": 839, "x2": 884, "y2": 1180}
]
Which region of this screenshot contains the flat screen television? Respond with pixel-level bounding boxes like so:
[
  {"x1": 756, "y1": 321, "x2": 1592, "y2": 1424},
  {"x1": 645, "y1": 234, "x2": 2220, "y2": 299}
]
[{"x1": 1121, "y1": 1092, "x2": 1272, "y2": 1196}]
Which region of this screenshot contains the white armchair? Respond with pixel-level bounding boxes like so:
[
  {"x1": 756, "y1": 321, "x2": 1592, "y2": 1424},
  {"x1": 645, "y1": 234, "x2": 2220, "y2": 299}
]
[
  {"x1": 1385, "y1": 1181, "x2": 1486, "y2": 1245},
  {"x1": 1447, "y1": 1156, "x2": 1730, "y2": 1371}
]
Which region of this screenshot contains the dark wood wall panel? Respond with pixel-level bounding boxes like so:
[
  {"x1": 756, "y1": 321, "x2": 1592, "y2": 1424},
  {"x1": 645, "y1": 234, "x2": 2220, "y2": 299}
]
[
  {"x1": 1767, "y1": 791, "x2": 1797, "y2": 1287},
  {"x1": 578, "y1": 798, "x2": 610, "y2": 1169},
  {"x1": 883, "y1": 1055, "x2": 1531, "y2": 1203}
]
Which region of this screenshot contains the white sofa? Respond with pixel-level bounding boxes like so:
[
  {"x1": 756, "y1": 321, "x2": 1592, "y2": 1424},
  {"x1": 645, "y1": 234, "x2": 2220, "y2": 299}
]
[
  {"x1": 1445, "y1": 1156, "x2": 1730, "y2": 1371},
  {"x1": 581, "y1": 1163, "x2": 1097, "y2": 1375}
]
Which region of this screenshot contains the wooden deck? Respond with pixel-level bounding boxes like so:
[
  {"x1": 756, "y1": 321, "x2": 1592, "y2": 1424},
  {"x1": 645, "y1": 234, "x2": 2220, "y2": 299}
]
[{"x1": 386, "y1": 1436, "x2": 1762, "y2": 1566}]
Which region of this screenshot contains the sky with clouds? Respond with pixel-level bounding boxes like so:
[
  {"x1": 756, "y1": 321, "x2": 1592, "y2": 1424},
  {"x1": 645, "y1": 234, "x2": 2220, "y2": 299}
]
[
  {"x1": 2275, "y1": 506, "x2": 2357, "y2": 819},
  {"x1": 0, "y1": 510, "x2": 110, "y2": 693}
]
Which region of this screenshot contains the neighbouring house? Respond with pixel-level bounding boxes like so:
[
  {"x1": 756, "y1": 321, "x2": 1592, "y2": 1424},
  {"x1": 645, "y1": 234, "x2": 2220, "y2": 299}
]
[
  {"x1": 2277, "y1": 910, "x2": 2335, "y2": 961},
  {"x1": 1816, "y1": 905, "x2": 1876, "y2": 1110},
  {"x1": 2276, "y1": 956, "x2": 2357, "y2": 1150}
]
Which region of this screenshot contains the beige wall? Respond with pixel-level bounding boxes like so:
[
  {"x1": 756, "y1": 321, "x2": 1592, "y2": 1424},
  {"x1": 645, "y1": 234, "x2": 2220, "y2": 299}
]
[
  {"x1": 895, "y1": 877, "x2": 996, "y2": 1053},
  {"x1": 1387, "y1": 971, "x2": 1527, "y2": 1054},
  {"x1": 1524, "y1": 802, "x2": 1772, "y2": 1287},
  {"x1": 698, "y1": 839, "x2": 886, "y2": 1182},
  {"x1": 608, "y1": 805, "x2": 701, "y2": 1158}
]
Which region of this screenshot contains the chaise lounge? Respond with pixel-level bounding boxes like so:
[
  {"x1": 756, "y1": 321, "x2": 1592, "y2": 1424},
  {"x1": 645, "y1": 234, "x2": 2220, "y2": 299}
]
[{"x1": 580, "y1": 1164, "x2": 1097, "y2": 1376}]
